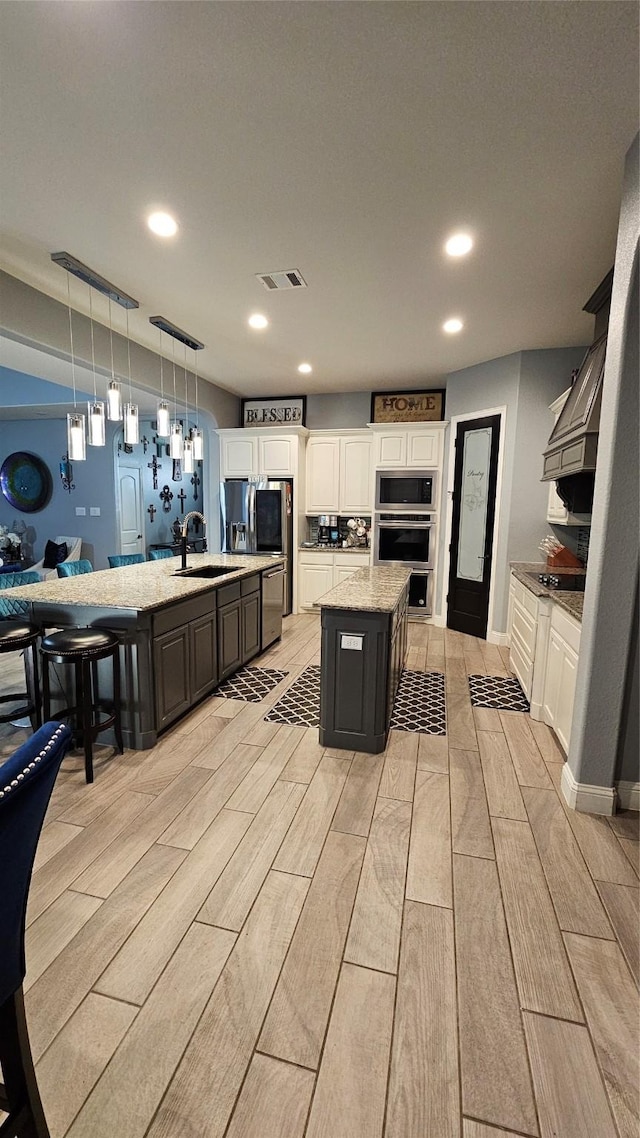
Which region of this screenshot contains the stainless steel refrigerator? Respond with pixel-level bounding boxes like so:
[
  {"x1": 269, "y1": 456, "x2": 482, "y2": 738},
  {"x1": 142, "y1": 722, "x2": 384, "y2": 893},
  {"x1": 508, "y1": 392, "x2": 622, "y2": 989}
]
[{"x1": 220, "y1": 479, "x2": 293, "y2": 615}]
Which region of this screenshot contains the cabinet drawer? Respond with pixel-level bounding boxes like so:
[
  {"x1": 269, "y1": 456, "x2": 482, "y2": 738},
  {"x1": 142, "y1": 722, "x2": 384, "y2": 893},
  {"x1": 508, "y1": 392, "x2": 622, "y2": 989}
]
[
  {"x1": 217, "y1": 581, "x2": 241, "y2": 607},
  {"x1": 300, "y1": 552, "x2": 334, "y2": 566},
  {"x1": 551, "y1": 604, "x2": 581, "y2": 654},
  {"x1": 512, "y1": 600, "x2": 536, "y2": 657},
  {"x1": 241, "y1": 573, "x2": 260, "y2": 596},
  {"x1": 509, "y1": 635, "x2": 533, "y2": 700},
  {"x1": 153, "y1": 592, "x2": 216, "y2": 637}
]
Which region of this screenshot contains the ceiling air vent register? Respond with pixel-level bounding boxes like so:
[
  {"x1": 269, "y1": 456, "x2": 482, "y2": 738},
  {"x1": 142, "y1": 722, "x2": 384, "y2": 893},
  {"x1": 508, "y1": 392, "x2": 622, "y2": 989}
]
[{"x1": 256, "y1": 269, "x2": 307, "y2": 291}]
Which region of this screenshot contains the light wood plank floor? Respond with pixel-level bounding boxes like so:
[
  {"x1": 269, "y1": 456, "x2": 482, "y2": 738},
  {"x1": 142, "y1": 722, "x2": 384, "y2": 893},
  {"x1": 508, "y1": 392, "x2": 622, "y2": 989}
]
[{"x1": 1, "y1": 614, "x2": 638, "y2": 1138}]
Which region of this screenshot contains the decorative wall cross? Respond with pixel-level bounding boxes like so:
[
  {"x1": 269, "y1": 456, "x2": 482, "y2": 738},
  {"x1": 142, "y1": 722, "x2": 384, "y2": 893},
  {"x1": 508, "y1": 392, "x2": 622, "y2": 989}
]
[
  {"x1": 177, "y1": 489, "x2": 187, "y2": 512},
  {"x1": 118, "y1": 442, "x2": 133, "y2": 455},
  {"x1": 148, "y1": 455, "x2": 161, "y2": 490},
  {"x1": 147, "y1": 504, "x2": 157, "y2": 524},
  {"x1": 172, "y1": 459, "x2": 182, "y2": 482},
  {"x1": 141, "y1": 435, "x2": 150, "y2": 454},
  {"x1": 159, "y1": 485, "x2": 173, "y2": 512},
  {"x1": 191, "y1": 472, "x2": 201, "y2": 500}
]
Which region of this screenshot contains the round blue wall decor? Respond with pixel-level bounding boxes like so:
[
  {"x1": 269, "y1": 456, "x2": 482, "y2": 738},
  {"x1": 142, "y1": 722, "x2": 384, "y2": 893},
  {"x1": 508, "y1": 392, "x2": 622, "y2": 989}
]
[{"x1": 0, "y1": 452, "x2": 53, "y2": 512}]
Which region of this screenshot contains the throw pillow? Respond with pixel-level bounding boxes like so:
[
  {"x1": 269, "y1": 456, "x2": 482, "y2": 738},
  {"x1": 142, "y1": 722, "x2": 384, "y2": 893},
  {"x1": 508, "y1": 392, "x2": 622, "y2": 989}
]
[{"x1": 43, "y1": 540, "x2": 68, "y2": 569}]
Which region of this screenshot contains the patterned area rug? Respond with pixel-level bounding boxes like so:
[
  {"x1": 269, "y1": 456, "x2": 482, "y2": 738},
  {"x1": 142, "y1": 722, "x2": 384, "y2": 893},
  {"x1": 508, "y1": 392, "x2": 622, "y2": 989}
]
[
  {"x1": 390, "y1": 670, "x2": 446, "y2": 734},
  {"x1": 468, "y1": 674, "x2": 530, "y2": 712},
  {"x1": 216, "y1": 666, "x2": 289, "y2": 703},
  {"x1": 264, "y1": 665, "x2": 321, "y2": 727},
  {"x1": 265, "y1": 665, "x2": 446, "y2": 734}
]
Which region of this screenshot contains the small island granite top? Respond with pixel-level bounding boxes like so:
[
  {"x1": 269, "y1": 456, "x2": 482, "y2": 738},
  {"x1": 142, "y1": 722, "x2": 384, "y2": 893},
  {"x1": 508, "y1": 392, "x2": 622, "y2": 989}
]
[
  {"x1": 315, "y1": 565, "x2": 411, "y2": 613},
  {"x1": 510, "y1": 562, "x2": 585, "y2": 623},
  {"x1": 2, "y1": 553, "x2": 285, "y2": 613}
]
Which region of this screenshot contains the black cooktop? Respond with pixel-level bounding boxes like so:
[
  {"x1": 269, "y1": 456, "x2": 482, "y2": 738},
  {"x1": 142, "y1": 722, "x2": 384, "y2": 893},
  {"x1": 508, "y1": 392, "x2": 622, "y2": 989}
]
[{"x1": 527, "y1": 572, "x2": 585, "y2": 591}]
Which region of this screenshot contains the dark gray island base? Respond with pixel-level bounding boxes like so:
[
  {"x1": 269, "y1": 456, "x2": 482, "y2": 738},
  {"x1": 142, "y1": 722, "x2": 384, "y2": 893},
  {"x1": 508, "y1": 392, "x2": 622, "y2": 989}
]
[
  {"x1": 6, "y1": 554, "x2": 285, "y2": 750},
  {"x1": 318, "y1": 566, "x2": 410, "y2": 754}
]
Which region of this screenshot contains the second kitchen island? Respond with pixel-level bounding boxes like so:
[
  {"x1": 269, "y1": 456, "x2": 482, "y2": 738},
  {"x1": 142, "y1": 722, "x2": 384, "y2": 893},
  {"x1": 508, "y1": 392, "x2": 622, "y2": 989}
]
[
  {"x1": 317, "y1": 565, "x2": 410, "y2": 753},
  {"x1": 6, "y1": 553, "x2": 285, "y2": 749}
]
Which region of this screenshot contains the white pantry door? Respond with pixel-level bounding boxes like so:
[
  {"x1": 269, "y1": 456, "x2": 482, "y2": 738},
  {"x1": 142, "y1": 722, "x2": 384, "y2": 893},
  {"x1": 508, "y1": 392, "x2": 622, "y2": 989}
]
[{"x1": 118, "y1": 463, "x2": 144, "y2": 555}]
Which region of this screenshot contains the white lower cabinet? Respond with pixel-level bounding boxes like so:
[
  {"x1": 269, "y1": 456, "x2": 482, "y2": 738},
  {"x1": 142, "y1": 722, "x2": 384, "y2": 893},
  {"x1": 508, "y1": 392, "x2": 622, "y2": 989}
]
[
  {"x1": 298, "y1": 551, "x2": 371, "y2": 609},
  {"x1": 542, "y1": 605, "x2": 581, "y2": 753}
]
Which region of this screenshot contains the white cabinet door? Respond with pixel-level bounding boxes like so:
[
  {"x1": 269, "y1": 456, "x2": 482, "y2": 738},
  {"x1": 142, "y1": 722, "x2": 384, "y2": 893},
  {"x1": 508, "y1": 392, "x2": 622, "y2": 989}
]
[
  {"x1": 333, "y1": 564, "x2": 360, "y2": 586},
  {"x1": 306, "y1": 438, "x2": 340, "y2": 513},
  {"x1": 340, "y1": 436, "x2": 372, "y2": 514},
  {"x1": 553, "y1": 635, "x2": 579, "y2": 753},
  {"x1": 222, "y1": 436, "x2": 258, "y2": 478},
  {"x1": 543, "y1": 627, "x2": 562, "y2": 729},
  {"x1": 406, "y1": 429, "x2": 440, "y2": 467},
  {"x1": 299, "y1": 562, "x2": 334, "y2": 608},
  {"x1": 547, "y1": 480, "x2": 569, "y2": 524},
  {"x1": 259, "y1": 435, "x2": 296, "y2": 477},
  {"x1": 374, "y1": 431, "x2": 407, "y2": 467}
]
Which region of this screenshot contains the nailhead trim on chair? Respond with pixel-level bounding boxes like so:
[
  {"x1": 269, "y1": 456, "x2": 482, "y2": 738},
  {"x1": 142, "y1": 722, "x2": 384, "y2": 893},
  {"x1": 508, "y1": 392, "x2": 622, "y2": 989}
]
[
  {"x1": 0, "y1": 725, "x2": 66, "y2": 798},
  {"x1": 41, "y1": 644, "x2": 117, "y2": 658}
]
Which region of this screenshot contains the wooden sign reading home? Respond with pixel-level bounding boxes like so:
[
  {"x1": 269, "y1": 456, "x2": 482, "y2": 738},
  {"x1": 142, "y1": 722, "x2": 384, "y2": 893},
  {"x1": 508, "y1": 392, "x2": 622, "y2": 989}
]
[
  {"x1": 371, "y1": 389, "x2": 445, "y2": 424},
  {"x1": 241, "y1": 396, "x2": 306, "y2": 427}
]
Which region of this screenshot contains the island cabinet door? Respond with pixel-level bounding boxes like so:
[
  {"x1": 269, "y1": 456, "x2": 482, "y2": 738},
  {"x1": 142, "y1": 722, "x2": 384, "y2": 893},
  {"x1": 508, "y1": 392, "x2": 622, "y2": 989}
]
[
  {"x1": 242, "y1": 593, "x2": 261, "y2": 663},
  {"x1": 154, "y1": 627, "x2": 191, "y2": 729},
  {"x1": 190, "y1": 612, "x2": 218, "y2": 703},
  {"x1": 218, "y1": 599, "x2": 242, "y2": 680}
]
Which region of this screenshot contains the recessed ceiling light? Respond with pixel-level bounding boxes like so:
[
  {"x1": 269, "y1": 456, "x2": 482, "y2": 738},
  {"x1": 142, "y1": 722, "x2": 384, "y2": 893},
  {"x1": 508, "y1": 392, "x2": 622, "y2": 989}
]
[
  {"x1": 298, "y1": 362, "x2": 312, "y2": 374},
  {"x1": 443, "y1": 318, "x2": 464, "y2": 334},
  {"x1": 248, "y1": 313, "x2": 269, "y2": 330},
  {"x1": 147, "y1": 211, "x2": 178, "y2": 238},
  {"x1": 445, "y1": 233, "x2": 473, "y2": 257}
]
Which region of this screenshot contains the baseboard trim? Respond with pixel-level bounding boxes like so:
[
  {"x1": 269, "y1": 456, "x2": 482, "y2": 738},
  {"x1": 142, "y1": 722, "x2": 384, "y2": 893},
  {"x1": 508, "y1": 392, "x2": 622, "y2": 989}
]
[
  {"x1": 616, "y1": 780, "x2": 640, "y2": 811},
  {"x1": 560, "y1": 762, "x2": 616, "y2": 816},
  {"x1": 487, "y1": 630, "x2": 509, "y2": 646}
]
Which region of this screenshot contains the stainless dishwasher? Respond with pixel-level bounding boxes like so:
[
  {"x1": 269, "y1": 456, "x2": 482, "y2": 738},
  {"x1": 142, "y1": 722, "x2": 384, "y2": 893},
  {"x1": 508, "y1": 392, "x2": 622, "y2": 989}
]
[{"x1": 261, "y1": 565, "x2": 285, "y2": 649}]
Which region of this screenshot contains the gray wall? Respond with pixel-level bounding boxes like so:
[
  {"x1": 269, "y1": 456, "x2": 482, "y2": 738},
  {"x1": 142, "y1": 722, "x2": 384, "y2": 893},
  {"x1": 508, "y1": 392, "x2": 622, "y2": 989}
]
[
  {"x1": 616, "y1": 581, "x2": 639, "y2": 785},
  {"x1": 306, "y1": 392, "x2": 372, "y2": 429}
]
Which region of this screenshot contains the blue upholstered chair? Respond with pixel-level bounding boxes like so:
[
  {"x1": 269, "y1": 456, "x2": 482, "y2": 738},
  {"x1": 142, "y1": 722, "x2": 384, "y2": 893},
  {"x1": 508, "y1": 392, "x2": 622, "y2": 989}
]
[
  {"x1": 0, "y1": 571, "x2": 40, "y2": 590},
  {"x1": 0, "y1": 721, "x2": 72, "y2": 1138},
  {"x1": 149, "y1": 548, "x2": 175, "y2": 561},
  {"x1": 107, "y1": 553, "x2": 146, "y2": 568},
  {"x1": 56, "y1": 559, "x2": 93, "y2": 578}
]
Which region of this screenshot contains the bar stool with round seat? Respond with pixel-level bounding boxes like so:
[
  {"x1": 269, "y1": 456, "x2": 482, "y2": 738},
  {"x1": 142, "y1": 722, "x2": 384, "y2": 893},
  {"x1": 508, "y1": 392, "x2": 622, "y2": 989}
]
[
  {"x1": 40, "y1": 628, "x2": 124, "y2": 783},
  {"x1": 0, "y1": 618, "x2": 42, "y2": 731}
]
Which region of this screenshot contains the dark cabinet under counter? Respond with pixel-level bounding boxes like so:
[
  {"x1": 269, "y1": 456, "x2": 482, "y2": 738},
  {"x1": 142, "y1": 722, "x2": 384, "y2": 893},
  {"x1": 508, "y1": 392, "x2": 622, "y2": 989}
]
[{"x1": 318, "y1": 567, "x2": 409, "y2": 754}]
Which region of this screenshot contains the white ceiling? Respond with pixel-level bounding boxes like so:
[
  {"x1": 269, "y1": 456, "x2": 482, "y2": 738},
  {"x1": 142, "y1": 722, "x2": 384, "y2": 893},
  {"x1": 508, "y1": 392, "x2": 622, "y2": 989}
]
[{"x1": 0, "y1": 1, "x2": 637, "y2": 397}]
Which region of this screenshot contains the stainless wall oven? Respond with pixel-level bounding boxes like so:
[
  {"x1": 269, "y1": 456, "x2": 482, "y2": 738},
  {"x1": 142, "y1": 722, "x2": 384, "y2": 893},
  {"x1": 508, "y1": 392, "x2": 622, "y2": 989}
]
[
  {"x1": 373, "y1": 513, "x2": 435, "y2": 570},
  {"x1": 375, "y1": 469, "x2": 438, "y2": 512}
]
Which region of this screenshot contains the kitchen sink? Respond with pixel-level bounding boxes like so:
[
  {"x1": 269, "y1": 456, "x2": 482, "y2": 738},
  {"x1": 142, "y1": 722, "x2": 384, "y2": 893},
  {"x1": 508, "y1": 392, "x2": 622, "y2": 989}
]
[{"x1": 173, "y1": 566, "x2": 236, "y2": 579}]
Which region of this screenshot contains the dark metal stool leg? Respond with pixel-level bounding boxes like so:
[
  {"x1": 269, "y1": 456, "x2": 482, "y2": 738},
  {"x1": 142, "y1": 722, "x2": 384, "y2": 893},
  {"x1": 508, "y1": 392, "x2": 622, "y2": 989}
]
[
  {"x1": 112, "y1": 645, "x2": 124, "y2": 755},
  {"x1": 24, "y1": 641, "x2": 42, "y2": 732},
  {"x1": 81, "y1": 656, "x2": 94, "y2": 784},
  {"x1": 41, "y1": 652, "x2": 52, "y2": 724}
]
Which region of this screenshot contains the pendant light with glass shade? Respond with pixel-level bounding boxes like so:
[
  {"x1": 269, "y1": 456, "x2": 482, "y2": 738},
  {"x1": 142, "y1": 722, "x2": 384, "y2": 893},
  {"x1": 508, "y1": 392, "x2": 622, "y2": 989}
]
[
  {"x1": 106, "y1": 298, "x2": 123, "y2": 421},
  {"x1": 123, "y1": 308, "x2": 140, "y2": 445},
  {"x1": 87, "y1": 287, "x2": 106, "y2": 447},
  {"x1": 65, "y1": 276, "x2": 86, "y2": 461},
  {"x1": 182, "y1": 346, "x2": 194, "y2": 474},
  {"x1": 169, "y1": 337, "x2": 183, "y2": 458},
  {"x1": 190, "y1": 347, "x2": 204, "y2": 460},
  {"x1": 156, "y1": 329, "x2": 170, "y2": 437}
]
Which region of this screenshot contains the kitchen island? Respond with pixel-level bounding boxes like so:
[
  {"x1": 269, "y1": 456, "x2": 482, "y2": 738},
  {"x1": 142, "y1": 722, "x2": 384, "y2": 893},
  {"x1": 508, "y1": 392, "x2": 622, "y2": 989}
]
[
  {"x1": 317, "y1": 565, "x2": 410, "y2": 753},
  {"x1": 5, "y1": 553, "x2": 285, "y2": 748}
]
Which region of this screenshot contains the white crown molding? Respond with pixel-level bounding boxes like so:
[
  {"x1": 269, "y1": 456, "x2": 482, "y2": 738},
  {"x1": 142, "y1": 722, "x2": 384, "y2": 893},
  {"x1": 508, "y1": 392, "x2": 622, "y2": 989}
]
[{"x1": 560, "y1": 761, "x2": 616, "y2": 816}]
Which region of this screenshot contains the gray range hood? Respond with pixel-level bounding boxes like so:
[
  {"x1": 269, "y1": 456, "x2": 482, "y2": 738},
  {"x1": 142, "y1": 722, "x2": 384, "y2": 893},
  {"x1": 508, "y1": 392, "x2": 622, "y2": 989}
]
[{"x1": 542, "y1": 269, "x2": 612, "y2": 482}]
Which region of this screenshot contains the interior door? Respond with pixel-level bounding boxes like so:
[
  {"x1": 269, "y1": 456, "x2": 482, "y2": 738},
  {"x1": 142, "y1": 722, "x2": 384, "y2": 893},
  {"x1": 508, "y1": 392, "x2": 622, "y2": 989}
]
[
  {"x1": 447, "y1": 415, "x2": 501, "y2": 638},
  {"x1": 118, "y1": 462, "x2": 144, "y2": 555}
]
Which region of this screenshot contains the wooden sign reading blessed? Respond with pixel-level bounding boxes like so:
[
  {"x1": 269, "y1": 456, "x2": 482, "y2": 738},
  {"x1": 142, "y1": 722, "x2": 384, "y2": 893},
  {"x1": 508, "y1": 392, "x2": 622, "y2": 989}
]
[
  {"x1": 371, "y1": 389, "x2": 445, "y2": 424},
  {"x1": 241, "y1": 396, "x2": 307, "y2": 427}
]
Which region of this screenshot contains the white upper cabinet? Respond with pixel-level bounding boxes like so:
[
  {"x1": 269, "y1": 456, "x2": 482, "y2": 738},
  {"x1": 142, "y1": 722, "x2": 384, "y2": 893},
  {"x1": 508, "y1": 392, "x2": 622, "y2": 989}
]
[
  {"x1": 221, "y1": 434, "x2": 258, "y2": 478},
  {"x1": 339, "y1": 435, "x2": 372, "y2": 514},
  {"x1": 219, "y1": 427, "x2": 306, "y2": 480},
  {"x1": 305, "y1": 432, "x2": 372, "y2": 515},
  {"x1": 258, "y1": 434, "x2": 297, "y2": 477},
  {"x1": 371, "y1": 424, "x2": 446, "y2": 469},
  {"x1": 306, "y1": 437, "x2": 341, "y2": 513}
]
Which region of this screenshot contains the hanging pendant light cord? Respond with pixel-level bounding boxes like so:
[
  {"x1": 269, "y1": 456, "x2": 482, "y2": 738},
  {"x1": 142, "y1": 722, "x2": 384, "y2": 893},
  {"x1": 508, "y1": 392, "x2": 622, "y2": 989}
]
[
  {"x1": 172, "y1": 339, "x2": 177, "y2": 419},
  {"x1": 89, "y1": 287, "x2": 97, "y2": 399},
  {"x1": 126, "y1": 309, "x2": 133, "y2": 399},
  {"x1": 108, "y1": 298, "x2": 115, "y2": 380},
  {"x1": 159, "y1": 329, "x2": 164, "y2": 400},
  {"x1": 194, "y1": 348, "x2": 199, "y2": 428},
  {"x1": 184, "y1": 345, "x2": 188, "y2": 423},
  {"x1": 67, "y1": 275, "x2": 77, "y2": 408}
]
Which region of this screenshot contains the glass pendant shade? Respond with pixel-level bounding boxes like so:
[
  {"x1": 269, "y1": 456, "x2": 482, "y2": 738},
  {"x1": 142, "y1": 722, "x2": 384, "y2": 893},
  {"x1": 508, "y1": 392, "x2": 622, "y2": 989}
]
[
  {"x1": 107, "y1": 380, "x2": 122, "y2": 421},
  {"x1": 157, "y1": 400, "x2": 171, "y2": 437},
  {"x1": 87, "y1": 401, "x2": 106, "y2": 447},
  {"x1": 191, "y1": 427, "x2": 204, "y2": 461},
  {"x1": 169, "y1": 421, "x2": 183, "y2": 458},
  {"x1": 124, "y1": 403, "x2": 140, "y2": 445},
  {"x1": 183, "y1": 436, "x2": 194, "y2": 474},
  {"x1": 67, "y1": 413, "x2": 86, "y2": 461}
]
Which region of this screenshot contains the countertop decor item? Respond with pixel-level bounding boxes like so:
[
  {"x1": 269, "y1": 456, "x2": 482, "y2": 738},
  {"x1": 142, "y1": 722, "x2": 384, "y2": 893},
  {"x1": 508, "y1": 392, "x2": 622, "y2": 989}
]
[
  {"x1": 0, "y1": 452, "x2": 52, "y2": 513},
  {"x1": 344, "y1": 518, "x2": 369, "y2": 548},
  {"x1": 370, "y1": 388, "x2": 445, "y2": 423}
]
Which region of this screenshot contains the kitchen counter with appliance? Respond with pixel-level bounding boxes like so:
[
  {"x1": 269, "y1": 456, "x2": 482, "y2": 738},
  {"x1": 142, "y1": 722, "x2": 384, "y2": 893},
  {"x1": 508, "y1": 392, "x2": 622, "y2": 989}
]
[
  {"x1": 510, "y1": 561, "x2": 585, "y2": 621},
  {"x1": 318, "y1": 565, "x2": 410, "y2": 753},
  {"x1": 299, "y1": 544, "x2": 370, "y2": 554},
  {"x1": 6, "y1": 555, "x2": 285, "y2": 750}
]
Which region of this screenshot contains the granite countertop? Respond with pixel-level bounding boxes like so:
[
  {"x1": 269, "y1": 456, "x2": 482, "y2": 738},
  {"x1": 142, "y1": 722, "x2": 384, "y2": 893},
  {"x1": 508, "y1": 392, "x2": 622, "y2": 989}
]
[
  {"x1": 299, "y1": 545, "x2": 370, "y2": 554},
  {"x1": 510, "y1": 562, "x2": 585, "y2": 623},
  {"x1": 315, "y1": 565, "x2": 411, "y2": 613},
  {"x1": 2, "y1": 553, "x2": 285, "y2": 614}
]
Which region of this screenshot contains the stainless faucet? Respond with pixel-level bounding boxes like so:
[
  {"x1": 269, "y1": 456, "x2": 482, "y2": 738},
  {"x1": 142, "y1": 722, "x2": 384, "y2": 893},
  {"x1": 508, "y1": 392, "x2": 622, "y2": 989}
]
[{"x1": 181, "y1": 511, "x2": 207, "y2": 570}]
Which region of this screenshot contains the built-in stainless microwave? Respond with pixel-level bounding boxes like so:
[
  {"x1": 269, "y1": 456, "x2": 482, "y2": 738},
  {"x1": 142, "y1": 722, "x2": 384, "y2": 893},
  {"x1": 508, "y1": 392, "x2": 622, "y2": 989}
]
[
  {"x1": 373, "y1": 513, "x2": 435, "y2": 570},
  {"x1": 375, "y1": 469, "x2": 438, "y2": 512}
]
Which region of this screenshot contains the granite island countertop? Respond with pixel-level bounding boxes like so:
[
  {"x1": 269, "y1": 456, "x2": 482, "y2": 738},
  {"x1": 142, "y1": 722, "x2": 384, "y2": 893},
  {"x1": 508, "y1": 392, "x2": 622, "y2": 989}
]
[
  {"x1": 510, "y1": 562, "x2": 585, "y2": 623},
  {"x1": 2, "y1": 553, "x2": 285, "y2": 614},
  {"x1": 315, "y1": 565, "x2": 410, "y2": 613}
]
